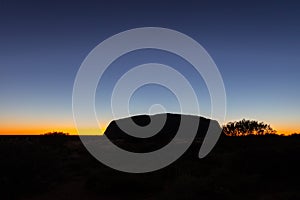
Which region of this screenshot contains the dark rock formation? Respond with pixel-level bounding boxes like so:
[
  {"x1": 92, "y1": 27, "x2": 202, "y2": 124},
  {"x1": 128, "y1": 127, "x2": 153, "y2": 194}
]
[{"x1": 104, "y1": 113, "x2": 222, "y2": 154}]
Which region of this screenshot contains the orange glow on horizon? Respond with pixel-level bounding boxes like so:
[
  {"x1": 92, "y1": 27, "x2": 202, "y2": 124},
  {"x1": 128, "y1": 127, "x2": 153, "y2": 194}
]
[
  {"x1": 0, "y1": 127, "x2": 107, "y2": 135},
  {"x1": 0, "y1": 124, "x2": 299, "y2": 136},
  {"x1": 0, "y1": 115, "x2": 110, "y2": 135}
]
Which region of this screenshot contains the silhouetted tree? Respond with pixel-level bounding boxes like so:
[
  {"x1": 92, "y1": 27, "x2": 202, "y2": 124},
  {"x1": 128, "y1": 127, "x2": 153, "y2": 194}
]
[
  {"x1": 223, "y1": 119, "x2": 276, "y2": 136},
  {"x1": 41, "y1": 131, "x2": 70, "y2": 146},
  {"x1": 43, "y1": 131, "x2": 69, "y2": 136}
]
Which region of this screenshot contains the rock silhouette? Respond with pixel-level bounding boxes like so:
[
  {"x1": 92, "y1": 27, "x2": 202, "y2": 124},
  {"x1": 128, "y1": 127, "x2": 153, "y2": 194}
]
[{"x1": 104, "y1": 113, "x2": 222, "y2": 155}]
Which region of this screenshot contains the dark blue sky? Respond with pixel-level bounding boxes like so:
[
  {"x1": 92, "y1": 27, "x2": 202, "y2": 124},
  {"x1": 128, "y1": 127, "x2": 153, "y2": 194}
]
[{"x1": 1, "y1": 0, "x2": 299, "y2": 134}]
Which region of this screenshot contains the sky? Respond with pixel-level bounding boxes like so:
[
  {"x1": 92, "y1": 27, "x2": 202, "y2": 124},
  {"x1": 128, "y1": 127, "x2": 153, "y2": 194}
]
[{"x1": 0, "y1": 0, "x2": 299, "y2": 135}]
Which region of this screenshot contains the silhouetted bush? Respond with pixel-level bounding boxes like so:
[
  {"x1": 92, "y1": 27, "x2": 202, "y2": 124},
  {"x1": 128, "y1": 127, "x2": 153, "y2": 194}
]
[
  {"x1": 43, "y1": 131, "x2": 70, "y2": 136},
  {"x1": 41, "y1": 131, "x2": 70, "y2": 146},
  {"x1": 223, "y1": 119, "x2": 276, "y2": 136}
]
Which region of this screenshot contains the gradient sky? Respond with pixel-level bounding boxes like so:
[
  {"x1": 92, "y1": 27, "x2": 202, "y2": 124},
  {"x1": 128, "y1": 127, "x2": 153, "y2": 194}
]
[{"x1": 1, "y1": 0, "x2": 299, "y2": 134}]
